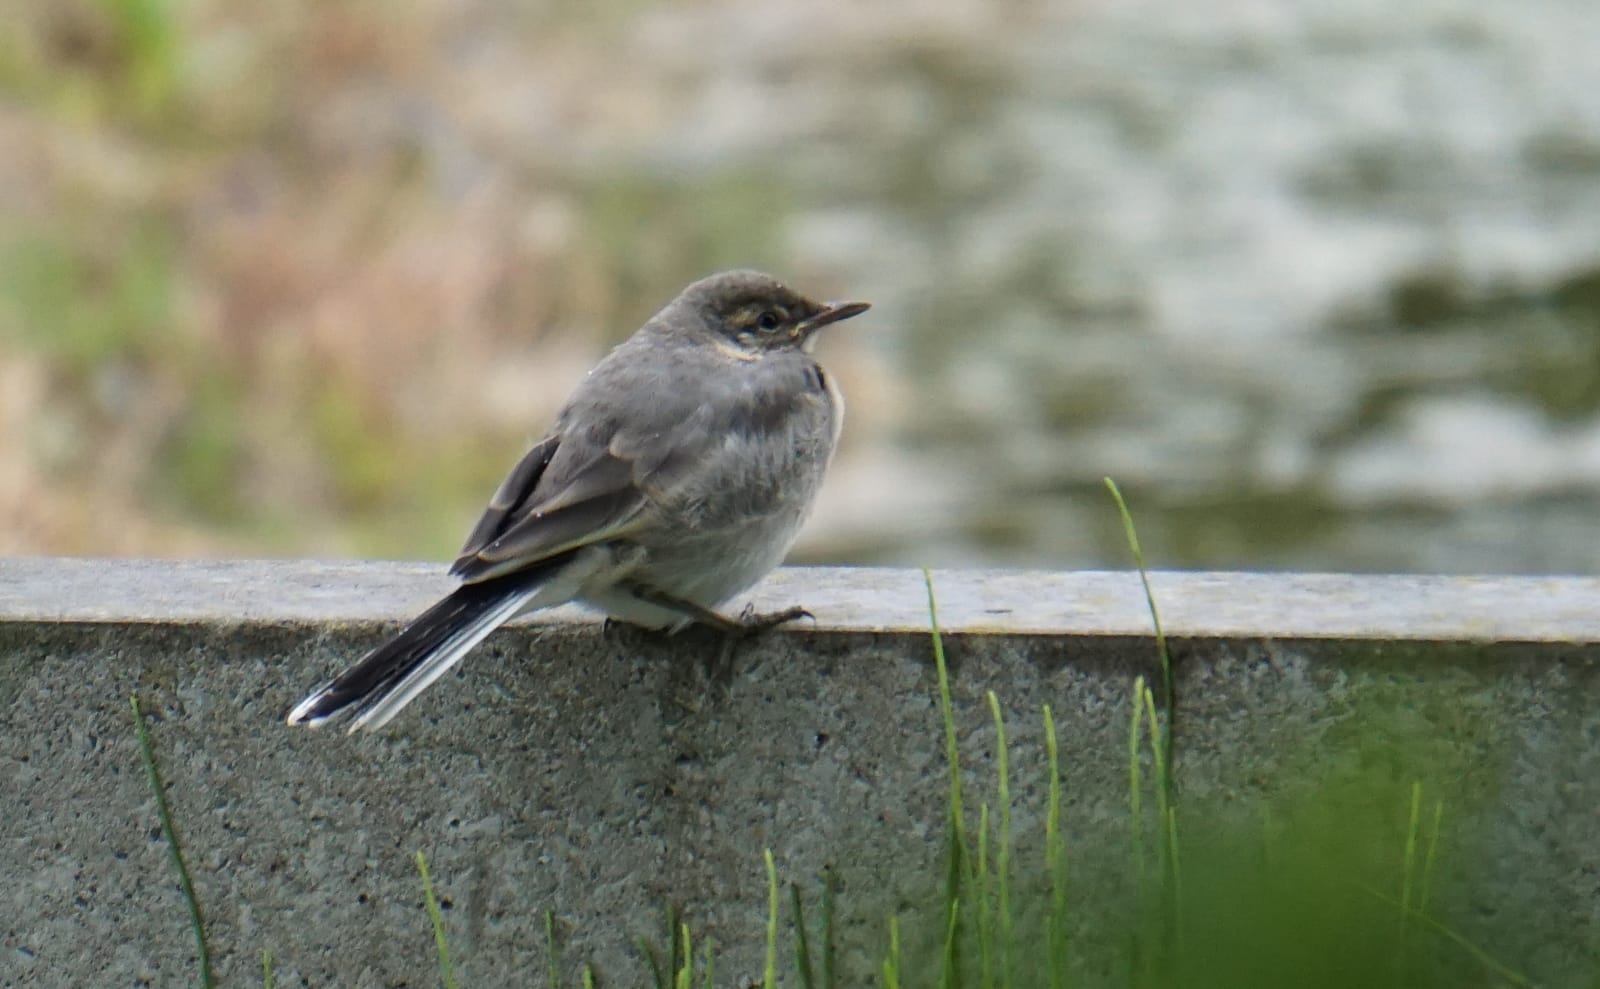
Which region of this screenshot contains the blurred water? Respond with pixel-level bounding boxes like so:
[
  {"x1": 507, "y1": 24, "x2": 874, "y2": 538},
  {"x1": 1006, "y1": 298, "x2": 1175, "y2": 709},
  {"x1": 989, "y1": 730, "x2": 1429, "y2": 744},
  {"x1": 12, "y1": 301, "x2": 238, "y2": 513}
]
[
  {"x1": 9, "y1": 0, "x2": 1599, "y2": 575},
  {"x1": 662, "y1": 0, "x2": 1600, "y2": 574}
]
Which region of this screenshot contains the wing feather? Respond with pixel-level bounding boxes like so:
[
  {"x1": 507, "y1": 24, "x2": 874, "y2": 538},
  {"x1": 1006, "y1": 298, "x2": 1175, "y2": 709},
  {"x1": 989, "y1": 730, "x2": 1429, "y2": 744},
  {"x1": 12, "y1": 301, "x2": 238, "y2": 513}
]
[
  {"x1": 450, "y1": 435, "x2": 655, "y2": 583},
  {"x1": 455, "y1": 435, "x2": 559, "y2": 562}
]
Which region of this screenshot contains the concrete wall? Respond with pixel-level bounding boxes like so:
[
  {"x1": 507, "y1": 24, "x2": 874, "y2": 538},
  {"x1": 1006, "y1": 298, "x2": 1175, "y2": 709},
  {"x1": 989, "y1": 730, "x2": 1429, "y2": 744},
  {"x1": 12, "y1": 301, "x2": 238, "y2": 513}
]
[{"x1": 3, "y1": 559, "x2": 1598, "y2": 986}]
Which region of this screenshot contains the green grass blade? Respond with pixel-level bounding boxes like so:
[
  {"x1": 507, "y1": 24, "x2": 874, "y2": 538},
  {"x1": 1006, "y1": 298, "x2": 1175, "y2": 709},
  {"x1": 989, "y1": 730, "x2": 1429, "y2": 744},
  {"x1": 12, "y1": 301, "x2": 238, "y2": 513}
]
[
  {"x1": 978, "y1": 803, "x2": 993, "y2": 989},
  {"x1": 883, "y1": 915, "x2": 902, "y2": 989},
  {"x1": 642, "y1": 933, "x2": 668, "y2": 989},
  {"x1": 1142, "y1": 681, "x2": 1182, "y2": 980},
  {"x1": 925, "y1": 568, "x2": 970, "y2": 977},
  {"x1": 1140, "y1": 687, "x2": 1167, "y2": 839},
  {"x1": 942, "y1": 897, "x2": 961, "y2": 989},
  {"x1": 585, "y1": 963, "x2": 599, "y2": 989},
  {"x1": 703, "y1": 935, "x2": 715, "y2": 989},
  {"x1": 1358, "y1": 883, "x2": 1534, "y2": 987},
  {"x1": 987, "y1": 692, "x2": 1015, "y2": 989},
  {"x1": 1103, "y1": 478, "x2": 1175, "y2": 789},
  {"x1": 1165, "y1": 806, "x2": 1181, "y2": 902},
  {"x1": 1128, "y1": 677, "x2": 1149, "y2": 989},
  {"x1": 924, "y1": 569, "x2": 968, "y2": 860},
  {"x1": 1397, "y1": 782, "x2": 1423, "y2": 985},
  {"x1": 642, "y1": 934, "x2": 667, "y2": 989},
  {"x1": 1109, "y1": 478, "x2": 1185, "y2": 988},
  {"x1": 677, "y1": 922, "x2": 692, "y2": 989},
  {"x1": 547, "y1": 909, "x2": 561, "y2": 989},
  {"x1": 822, "y1": 870, "x2": 836, "y2": 989},
  {"x1": 1401, "y1": 782, "x2": 1421, "y2": 910},
  {"x1": 765, "y1": 849, "x2": 779, "y2": 989},
  {"x1": 1419, "y1": 799, "x2": 1445, "y2": 914},
  {"x1": 793, "y1": 883, "x2": 817, "y2": 989},
  {"x1": 1043, "y1": 704, "x2": 1067, "y2": 989},
  {"x1": 415, "y1": 851, "x2": 457, "y2": 989},
  {"x1": 1140, "y1": 684, "x2": 1179, "y2": 897},
  {"x1": 1128, "y1": 676, "x2": 1147, "y2": 890},
  {"x1": 131, "y1": 696, "x2": 214, "y2": 989},
  {"x1": 668, "y1": 903, "x2": 683, "y2": 980},
  {"x1": 925, "y1": 569, "x2": 967, "y2": 832},
  {"x1": 262, "y1": 948, "x2": 273, "y2": 989}
]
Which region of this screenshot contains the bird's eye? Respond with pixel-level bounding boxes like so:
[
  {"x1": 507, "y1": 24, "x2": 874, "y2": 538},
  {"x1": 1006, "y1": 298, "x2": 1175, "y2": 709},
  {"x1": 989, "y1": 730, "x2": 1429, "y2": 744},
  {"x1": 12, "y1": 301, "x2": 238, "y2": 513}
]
[{"x1": 757, "y1": 310, "x2": 781, "y2": 331}]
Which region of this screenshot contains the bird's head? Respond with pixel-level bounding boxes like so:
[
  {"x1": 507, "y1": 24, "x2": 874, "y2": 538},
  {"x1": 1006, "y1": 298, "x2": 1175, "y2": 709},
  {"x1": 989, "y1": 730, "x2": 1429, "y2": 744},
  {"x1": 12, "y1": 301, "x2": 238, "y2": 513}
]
[{"x1": 673, "y1": 270, "x2": 869, "y2": 356}]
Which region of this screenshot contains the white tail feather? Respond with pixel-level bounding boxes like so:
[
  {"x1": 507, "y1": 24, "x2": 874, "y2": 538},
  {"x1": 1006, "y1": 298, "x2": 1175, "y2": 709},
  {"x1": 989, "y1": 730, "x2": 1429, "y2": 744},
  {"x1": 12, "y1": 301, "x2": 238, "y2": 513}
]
[{"x1": 346, "y1": 587, "x2": 540, "y2": 733}]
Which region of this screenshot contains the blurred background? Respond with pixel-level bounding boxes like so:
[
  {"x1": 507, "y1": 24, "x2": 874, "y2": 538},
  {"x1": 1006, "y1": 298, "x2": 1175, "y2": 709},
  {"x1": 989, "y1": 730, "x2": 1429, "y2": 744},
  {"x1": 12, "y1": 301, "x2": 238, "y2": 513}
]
[{"x1": 3, "y1": 0, "x2": 1599, "y2": 574}]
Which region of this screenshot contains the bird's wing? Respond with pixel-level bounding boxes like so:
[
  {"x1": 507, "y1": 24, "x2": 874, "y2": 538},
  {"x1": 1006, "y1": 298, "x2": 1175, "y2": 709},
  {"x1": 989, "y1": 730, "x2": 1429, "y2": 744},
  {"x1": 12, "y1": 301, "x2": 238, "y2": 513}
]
[
  {"x1": 454, "y1": 435, "x2": 559, "y2": 564},
  {"x1": 451, "y1": 345, "x2": 824, "y2": 584},
  {"x1": 450, "y1": 429, "x2": 653, "y2": 583}
]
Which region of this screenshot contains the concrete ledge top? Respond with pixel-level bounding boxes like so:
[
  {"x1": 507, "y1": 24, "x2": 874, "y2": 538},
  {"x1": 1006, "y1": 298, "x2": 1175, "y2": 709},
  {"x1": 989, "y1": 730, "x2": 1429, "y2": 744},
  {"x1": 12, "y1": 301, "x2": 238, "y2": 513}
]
[{"x1": 2, "y1": 557, "x2": 1597, "y2": 642}]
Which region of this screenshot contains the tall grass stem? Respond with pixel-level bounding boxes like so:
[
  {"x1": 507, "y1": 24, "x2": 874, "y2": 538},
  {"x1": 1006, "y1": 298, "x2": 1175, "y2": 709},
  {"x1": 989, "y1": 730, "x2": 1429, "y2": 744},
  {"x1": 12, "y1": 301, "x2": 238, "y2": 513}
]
[
  {"x1": 987, "y1": 691, "x2": 1015, "y2": 989},
  {"x1": 924, "y1": 569, "x2": 969, "y2": 871},
  {"x1": 1103, "y1": 478, "x2": 1176, "y2": 789},
  {"x1": 130, "y1": 696, "x2": 214, "y2": 989},
  {"x1": 415, "y1": 851, "x2": 457, "y2": 989},
  {"x1": 764, "y1": 849, "x2": 779, "y2": 989},
  {"x1": 1044, "y1": 705, "x2": 1067, "y2": 989},
  {"x1": 546, "y1": 909, "x2": 561, "y2": 989}
]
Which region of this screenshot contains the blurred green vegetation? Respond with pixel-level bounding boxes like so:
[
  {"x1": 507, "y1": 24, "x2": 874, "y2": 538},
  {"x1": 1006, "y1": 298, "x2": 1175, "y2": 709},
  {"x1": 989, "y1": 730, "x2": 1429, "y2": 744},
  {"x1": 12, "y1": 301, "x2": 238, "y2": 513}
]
[
  {"x1": 875, "y1": 581, "x2": 1536, "y2": 989},
  {"x1": 865, "y1": 683, "x2": 1541, "y2": 989},
  {"x1": 2, "y1": 219, "x2": 180, "y2": 371},
  {"x1": 0, "y1": 0, "x2": 816, "y2": 559},
  {"x1": 574, "y1": 168, "x2": 796, "y2": 342}
]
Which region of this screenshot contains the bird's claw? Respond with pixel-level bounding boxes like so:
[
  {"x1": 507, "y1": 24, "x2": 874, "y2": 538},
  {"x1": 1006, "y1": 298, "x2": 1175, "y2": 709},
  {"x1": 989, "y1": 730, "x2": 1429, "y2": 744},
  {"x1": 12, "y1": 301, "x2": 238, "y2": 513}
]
[{"x1": 736, "y1": 604, "x2": 812, "y2": 634}]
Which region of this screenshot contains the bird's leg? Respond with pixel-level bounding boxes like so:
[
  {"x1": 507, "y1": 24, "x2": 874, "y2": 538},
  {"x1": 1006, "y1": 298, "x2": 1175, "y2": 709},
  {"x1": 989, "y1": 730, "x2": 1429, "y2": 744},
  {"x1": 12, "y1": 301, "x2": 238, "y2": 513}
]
[
  {"x1": 622, "y1": 583, "x2": 812, "y2": 636},
  {"x1": 734, "y1": 601, "x2": 814, "y2": 633},
  {"x1": 624, "y1": 582, "x2": 812, "y2": 636},
  {"x1": 619, "y1": 582, "x2": 813, "y2": 684},
  {"x1": 600, "y1": 615, "x2": 664, "y2": 657}
]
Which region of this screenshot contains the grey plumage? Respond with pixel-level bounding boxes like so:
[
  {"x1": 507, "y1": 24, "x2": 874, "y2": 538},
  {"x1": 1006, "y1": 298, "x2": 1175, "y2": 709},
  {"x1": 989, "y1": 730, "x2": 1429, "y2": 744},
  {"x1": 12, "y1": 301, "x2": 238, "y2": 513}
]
[{"x1": 287, "y1": 270, "x2": 868, "y2": 731}]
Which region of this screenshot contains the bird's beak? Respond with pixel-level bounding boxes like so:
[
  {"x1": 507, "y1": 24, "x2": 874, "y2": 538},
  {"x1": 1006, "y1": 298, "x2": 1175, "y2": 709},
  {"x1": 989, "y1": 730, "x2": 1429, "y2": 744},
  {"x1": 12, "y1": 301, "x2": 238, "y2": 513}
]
[{"x1": 798, "y1": 300, "x2": 871, "y2": 336}]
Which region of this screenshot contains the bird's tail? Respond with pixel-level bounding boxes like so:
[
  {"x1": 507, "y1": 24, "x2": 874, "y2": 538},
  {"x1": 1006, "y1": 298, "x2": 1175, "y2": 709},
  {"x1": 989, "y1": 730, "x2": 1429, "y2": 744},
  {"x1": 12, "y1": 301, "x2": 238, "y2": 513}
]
[{"x1": 286, "y1": 570, "x2": 550, "y2": 732}]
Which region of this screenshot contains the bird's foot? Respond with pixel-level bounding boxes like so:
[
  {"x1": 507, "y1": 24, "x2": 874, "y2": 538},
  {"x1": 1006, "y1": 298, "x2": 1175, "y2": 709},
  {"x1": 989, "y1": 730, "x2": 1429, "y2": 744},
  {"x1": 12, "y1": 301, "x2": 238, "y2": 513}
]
[
  {"x1": 733, "y1": 603, "x2": 813, "y2": 635},
  {"x1": 709, "y1": 604, "x2": 812, "y2": 677}
]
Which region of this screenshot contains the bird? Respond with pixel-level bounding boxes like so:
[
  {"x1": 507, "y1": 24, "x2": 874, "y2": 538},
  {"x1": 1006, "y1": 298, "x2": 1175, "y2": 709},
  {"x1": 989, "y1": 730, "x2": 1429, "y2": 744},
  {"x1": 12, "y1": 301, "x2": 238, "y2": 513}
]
[{"x1": 286, "y1": 270, "x2": 869, "y2": 732}]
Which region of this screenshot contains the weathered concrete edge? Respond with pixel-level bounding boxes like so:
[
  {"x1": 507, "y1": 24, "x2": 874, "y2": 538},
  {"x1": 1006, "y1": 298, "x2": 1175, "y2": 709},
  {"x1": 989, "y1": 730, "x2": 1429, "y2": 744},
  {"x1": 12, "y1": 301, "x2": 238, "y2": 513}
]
[{"x1": 3, "y1": 557, "x2": 1598, "y2": 642}]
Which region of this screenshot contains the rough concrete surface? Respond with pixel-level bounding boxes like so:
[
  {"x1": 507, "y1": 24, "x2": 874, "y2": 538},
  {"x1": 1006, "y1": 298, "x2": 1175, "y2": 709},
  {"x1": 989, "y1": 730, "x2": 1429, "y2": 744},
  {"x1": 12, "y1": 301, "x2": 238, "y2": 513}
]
[{"x1": 2, "y1": 560, "x2": 1598, "y2": 987}]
